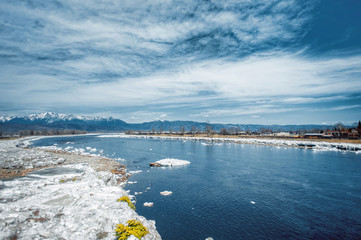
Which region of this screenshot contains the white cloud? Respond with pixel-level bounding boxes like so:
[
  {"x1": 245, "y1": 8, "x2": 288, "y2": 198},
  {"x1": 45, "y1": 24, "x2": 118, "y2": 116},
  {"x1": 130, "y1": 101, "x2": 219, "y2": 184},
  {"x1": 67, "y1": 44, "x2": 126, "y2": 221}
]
[
  {"x1": 1, "y1": 0, "x2": 360, "y2": 124},
  {"x1": 330, "y1": 105, "x2": 361, "y2": 111}
]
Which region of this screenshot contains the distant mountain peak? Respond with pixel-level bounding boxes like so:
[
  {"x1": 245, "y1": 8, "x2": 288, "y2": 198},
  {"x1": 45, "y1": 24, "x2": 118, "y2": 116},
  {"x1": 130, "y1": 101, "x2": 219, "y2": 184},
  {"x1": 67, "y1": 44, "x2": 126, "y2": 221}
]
[{"x1": 0, "y1": 112, "x2": 336, "y2": 133}]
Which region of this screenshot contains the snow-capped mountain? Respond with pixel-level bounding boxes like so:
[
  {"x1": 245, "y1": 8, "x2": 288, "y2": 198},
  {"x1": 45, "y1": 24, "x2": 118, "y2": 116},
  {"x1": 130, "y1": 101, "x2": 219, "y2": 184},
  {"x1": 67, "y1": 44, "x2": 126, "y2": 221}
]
[
  {"x1": 0, "y1": 112, "x2": 335, "y2": 133},
  {"x1": 0, "y1": 112, "x2": 112, "y2": 123},
  {"x1": 0, "y1": 116, "x2": 14, "y2": 122},
  {"x1": 26, "y1": 112, "x2": 80, "y2": 122},
  {"x1": 0, "y1": 112, "x2": 128, "y2": 133}
]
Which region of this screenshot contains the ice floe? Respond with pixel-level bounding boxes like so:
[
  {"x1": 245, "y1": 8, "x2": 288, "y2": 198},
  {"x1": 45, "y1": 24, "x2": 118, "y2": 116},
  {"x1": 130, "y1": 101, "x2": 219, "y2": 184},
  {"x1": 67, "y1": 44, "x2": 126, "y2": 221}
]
[
  {"x1": 160, "y1": 191, "x2": 173, "y2": 196},
  {"x1": 35, "y1": 144, "x2": 103, "y2": 158},
  {"x1": 155, "y1": 158, "x2": 190, "y2": 166},
  {"x1": 129, "y1": 170, "x2": 143, "y2": 174},
  {"x1": 144, "y1": 202, "x2": 154, "y2": 207}
]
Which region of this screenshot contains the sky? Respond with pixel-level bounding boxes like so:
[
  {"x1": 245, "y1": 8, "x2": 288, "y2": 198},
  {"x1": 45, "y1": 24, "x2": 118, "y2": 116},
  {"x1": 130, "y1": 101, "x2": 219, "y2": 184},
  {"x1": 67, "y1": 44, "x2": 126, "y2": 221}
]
[{"x1": 0, "y1": 0, "x2": 361, "y2": 125}]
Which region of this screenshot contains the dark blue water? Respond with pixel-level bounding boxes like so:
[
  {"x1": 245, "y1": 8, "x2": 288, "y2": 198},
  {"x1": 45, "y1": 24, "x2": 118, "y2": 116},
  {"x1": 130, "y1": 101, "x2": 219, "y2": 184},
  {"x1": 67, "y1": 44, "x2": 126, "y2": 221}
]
[{"x1": 32, "y1": 135, "x2": 361, "y2": 240}]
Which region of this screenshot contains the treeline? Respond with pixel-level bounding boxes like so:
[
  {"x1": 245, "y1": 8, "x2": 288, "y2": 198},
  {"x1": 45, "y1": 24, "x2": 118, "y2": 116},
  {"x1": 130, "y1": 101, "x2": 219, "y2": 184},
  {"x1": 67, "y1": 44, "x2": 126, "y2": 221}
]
[
  {"x1": 125, "y1": 121, "x2": 361, "y2": 139},
  {"x1": 0, "y1": 129, "x2": 87, "y2": 138}
]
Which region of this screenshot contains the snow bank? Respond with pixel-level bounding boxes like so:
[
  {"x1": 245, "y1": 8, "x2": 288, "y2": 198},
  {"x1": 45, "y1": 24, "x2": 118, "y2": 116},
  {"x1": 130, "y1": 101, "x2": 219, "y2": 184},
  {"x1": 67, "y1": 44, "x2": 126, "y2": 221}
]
[{"x1": 155, "y1": 158, "x2": 190, "y2": 166}]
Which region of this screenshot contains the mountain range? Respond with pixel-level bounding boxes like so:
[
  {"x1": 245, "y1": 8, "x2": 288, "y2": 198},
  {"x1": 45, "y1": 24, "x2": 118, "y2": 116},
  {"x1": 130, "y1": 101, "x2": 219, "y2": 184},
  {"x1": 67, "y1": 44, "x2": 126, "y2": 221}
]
[{"x1": 0, "y1": 112, "x2": 335, "y2": 133}]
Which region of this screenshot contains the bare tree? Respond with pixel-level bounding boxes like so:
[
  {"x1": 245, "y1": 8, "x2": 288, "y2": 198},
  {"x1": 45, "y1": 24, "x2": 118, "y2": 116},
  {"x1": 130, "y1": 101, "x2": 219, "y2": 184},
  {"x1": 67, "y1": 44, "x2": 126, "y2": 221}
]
[
  {"x1": 180, "y1": 126, "x2": 185, "y2": 135},
  {"x1": 190, "y1": 126, "x2": 196, "y2": 136},
  {"x1": 205, "y1": 125, "x2": 213, "y2": 137},
  {"x1": 219, "y1": 128, "x2": 228, "y2": 135}
]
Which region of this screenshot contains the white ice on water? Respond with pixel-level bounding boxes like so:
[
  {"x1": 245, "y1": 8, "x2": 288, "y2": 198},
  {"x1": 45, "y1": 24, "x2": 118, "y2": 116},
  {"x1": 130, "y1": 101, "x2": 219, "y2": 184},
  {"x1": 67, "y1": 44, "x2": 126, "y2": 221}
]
[
  {"x1": 160, "y1": 191, "x2": 173, "y2": 196},
  {"x1": 97, "y1": 134, "x2": 361, "y2": 152},
  {"x1": 155, "y1": 158, "x2": 190, "y2": 166},
  {"x1": 144, "y1": 202, "x2": 154, "y2": 207},
  {"x1": 0, "y1": 137, "x2": 161, "y2": 240}
]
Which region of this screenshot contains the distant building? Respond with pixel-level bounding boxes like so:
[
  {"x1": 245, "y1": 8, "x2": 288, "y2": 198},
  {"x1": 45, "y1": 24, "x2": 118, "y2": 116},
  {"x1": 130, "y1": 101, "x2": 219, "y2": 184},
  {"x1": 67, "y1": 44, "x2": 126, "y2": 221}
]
[
  {"x1": 303, "y1": 133, "x2": 324, "y2": 139},
  {"x1": 348, "y1": 129, "x2": 359, "y2": 139},
  {"x1": 323, "y1": 130, "x2": 349, "y2": 138},
  {"x1": 274, "y1": 132, "x2": 291, "y2": 136}
]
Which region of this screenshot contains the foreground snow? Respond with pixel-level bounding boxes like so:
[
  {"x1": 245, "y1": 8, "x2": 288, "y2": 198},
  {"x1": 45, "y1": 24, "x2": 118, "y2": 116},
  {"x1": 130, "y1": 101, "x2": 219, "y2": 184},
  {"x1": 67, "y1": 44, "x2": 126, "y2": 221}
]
[
  {"x1": 0, "y1": 137, "x2": 65, "y2": 170},
  {"x1": 98, "y1": 134, "x2": 361, "y2": 152},
  {"x1": 0, "y1": 138, "x2": 161, "y2": 240},
  {"x1": 155, "y1": 158, "x2": 190, "y2": 166}
]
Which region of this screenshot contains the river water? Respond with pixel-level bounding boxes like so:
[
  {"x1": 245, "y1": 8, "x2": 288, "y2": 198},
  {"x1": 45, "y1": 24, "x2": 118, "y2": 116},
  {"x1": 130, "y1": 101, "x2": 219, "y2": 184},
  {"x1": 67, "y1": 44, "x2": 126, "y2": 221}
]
[{"x1": 32, "y1": 135, "x2": 361, "y2": 240}]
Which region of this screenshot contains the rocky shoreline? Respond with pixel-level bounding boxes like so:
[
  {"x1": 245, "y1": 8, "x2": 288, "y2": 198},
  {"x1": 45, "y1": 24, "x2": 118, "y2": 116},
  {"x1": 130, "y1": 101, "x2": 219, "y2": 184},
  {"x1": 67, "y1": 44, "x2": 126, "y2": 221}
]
[{"x1": 0, "y1": 137, "x2": 161, "y2": 240}]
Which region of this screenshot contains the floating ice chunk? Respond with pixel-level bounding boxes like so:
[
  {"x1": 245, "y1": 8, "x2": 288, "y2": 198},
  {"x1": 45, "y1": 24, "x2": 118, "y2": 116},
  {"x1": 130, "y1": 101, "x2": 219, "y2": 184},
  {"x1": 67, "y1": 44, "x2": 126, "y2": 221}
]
[
  {"x1": 135, "y1": 192, "x2": 142, "y2": 195},
  {"x1": 205, "y1": 238, "x2": 214, "y2": 240},
  {"x1": 127, "y1": 181, "x2": 137, "y2": 184},
  {"x1": 250, "y1": 201, "x2": 256, "y2": 204},
  {"x1": 149, "y1": 148, "x2": 152, "y2": 151},
  {"x1": 155, "y1": 158, "x2": 190, "y2": 166},
  {"x1": 144, "y1": 202, "x2": 154, "y2": 207},
  {"x1": 146, "y1": 187, "x2": 151, "y2": 190},
  {"x1": 129, "y1": 170, "x2": 143, "y2": 174},
  {"x1": 160, "y1": 191, "x2": 172, "y2": 196}
]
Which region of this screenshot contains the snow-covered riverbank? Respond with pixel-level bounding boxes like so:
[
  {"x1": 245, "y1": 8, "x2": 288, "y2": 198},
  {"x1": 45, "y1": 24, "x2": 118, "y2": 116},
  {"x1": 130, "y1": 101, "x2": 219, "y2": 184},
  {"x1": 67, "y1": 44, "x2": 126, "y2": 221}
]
[
  {"x1": 0, "y1": 137, "x2": 161, "y2": 240},
  {"x1": 98, "y1": 134, "x2": 361, "y2": 152}
]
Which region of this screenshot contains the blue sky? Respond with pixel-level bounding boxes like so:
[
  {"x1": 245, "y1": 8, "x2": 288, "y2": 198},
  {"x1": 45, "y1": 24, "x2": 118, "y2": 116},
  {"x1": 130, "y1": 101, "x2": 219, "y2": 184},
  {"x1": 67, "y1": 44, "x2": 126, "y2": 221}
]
[{"x1": 0, "y1": 0, "x2": 361, "y2": 124}]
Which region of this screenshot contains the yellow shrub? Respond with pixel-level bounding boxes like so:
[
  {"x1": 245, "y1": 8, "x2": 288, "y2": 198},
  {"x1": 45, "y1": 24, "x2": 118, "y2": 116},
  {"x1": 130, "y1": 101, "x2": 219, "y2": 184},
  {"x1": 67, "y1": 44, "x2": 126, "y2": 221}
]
[
  {"x1": 117, "y1": 196, "x2": 136, "y2": 210},
  {"x1": 115, "y1": 220, "x2": 149, "y2": 240},
  {"x1": 60, "y1": 177, "x2": 78, "y2": 183}
]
